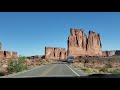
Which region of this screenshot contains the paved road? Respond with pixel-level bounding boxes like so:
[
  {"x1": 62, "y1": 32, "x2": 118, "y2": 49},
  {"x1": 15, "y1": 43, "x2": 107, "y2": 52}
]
[{"x1": 2, "y1": 62, "x2": 87, "y2": 78}]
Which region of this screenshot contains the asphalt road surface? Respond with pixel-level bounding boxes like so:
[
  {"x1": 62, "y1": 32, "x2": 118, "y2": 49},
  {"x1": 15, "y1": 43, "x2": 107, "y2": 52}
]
[{"x1": 2, "y1": 62, "x2": 87, "y2": 78}]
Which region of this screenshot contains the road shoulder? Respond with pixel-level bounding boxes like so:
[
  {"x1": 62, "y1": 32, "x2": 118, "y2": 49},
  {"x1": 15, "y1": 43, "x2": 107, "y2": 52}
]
[
  {"x1": 1, "y1": 63, "x2": 54, "y2": 78},
  {"x1": 66, "y1": 63, "x2": 88, "y2": 77}
]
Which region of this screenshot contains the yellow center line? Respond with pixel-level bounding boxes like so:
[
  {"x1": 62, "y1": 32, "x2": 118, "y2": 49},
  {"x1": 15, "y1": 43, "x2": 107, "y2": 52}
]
[{"x1": 40, "y1": 64, "x2": 57, "y2": 77}]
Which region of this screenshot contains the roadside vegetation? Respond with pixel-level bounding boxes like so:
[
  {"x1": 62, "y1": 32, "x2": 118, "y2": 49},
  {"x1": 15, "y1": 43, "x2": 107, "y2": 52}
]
[
  {"x1": 71, "y1": 56, "x2": 120, "y2": 74},
  {"x1": 0, "y1": 57, "x2": 58, "y2": 76},
  {"x1": 7, "y1": 56, "x2": 27, "y2": 74}
]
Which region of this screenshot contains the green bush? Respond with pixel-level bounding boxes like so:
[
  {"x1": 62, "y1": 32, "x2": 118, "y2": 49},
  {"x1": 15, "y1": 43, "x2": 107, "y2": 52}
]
[{"x1": 7, "y1": 56, "x2": 27, "y2": 74}]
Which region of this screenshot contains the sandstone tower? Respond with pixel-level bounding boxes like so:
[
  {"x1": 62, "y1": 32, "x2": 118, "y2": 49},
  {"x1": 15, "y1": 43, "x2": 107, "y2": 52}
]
[
  {"x1": 67, "y1": 28, "x2": 87, "y2": 57},
  {"x1": 67, "y1": 28, "x2": 102, "y2": 57}
]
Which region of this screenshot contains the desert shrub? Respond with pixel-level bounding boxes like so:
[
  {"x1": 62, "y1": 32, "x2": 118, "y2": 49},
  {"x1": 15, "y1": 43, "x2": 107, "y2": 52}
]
[
  {"x1": 7, "y1": 60, "x2": 16, "y2": 73},
  {"x1": 81, "y1": 68, "x2": 98, "y2": 74},
  {"x1": 79, "y1": 58, "x2": 85, "y2": 63},
  {"x1": 84, "y1": 59, "x2": 89, "y2": 63},
  {"x1": 91, "y1": 60, "x2": 97, "y2": 64},
  {"x1": 77, "y1": 63, "x2": 84, "y2": 68},
  {"x1": 105, "y1": 63, "x2": 113, "y2": 68},
  {"x1": 7, "y1": 56, "x2": 27, "y2": 74},
  {"x1": 99, "y1": 67, "x2": 108, "y2": 73}
]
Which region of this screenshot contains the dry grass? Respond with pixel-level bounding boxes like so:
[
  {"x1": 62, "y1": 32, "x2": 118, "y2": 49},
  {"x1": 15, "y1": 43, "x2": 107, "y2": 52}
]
[{"x1": 72, "y1": 56, "x2": 120, "y2": 74}]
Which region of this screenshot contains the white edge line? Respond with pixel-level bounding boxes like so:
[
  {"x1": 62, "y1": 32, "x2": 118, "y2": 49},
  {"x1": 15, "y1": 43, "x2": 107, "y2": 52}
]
[{"x1": 65, "y1": 64, "x2": 80, "y2": 77}]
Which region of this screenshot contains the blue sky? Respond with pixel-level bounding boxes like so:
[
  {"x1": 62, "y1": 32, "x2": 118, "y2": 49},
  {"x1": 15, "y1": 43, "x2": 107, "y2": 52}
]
[{"x1": 0, "y1": 12, "x2": 120, "y2": 56}]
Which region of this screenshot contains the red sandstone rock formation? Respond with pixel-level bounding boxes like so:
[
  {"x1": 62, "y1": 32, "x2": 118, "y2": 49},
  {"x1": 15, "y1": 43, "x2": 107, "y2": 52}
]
[
  {"x1": 68, "y1": 28, "x2": 87, "y2": 57},
  {"x1": 12, "y1": 52, "x2": 18, "y2": 58},
  {"x1": 87, "y1": 31, "x2": 102, "y2": 56},
  {"x1": 60, "y1": 49, "x2": 67, "y2": 60},
  {"x1": 0, "y1": 42, "x2": 18, "y2": 59},
  {"x1": 67, "y1": 28, "x2": 102, "y2": 57},
  {"x1": 4, "y1": 51, "x2": 12, "y2": 58},
  {"x1": 45, "y1": 47, "x2": 67, "y2": 60},
  {"x1": 0, "y1": 51, "x2": 5, "y2": 58},
  {"x1": 45, "y1": 47, "x2": 55, "y2": 59}
]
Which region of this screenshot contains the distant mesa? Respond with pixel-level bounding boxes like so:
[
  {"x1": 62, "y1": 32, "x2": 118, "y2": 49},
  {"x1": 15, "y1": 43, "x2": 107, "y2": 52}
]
[
  {"x1": 27, "y1": 55, "x2": 45, "y2": 59},
  {"x1": 102, "y1": 50, "x2": 120, "y2": 57}
]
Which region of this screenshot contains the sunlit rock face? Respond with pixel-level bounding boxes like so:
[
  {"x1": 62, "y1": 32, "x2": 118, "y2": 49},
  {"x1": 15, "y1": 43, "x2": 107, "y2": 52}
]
[
  {"x1": 4, "y1": 51, "x2": 12, "y2": 59},
  {"x1": 0, "y1": 42, "x2": 18, "y2": 59},
  {"x1": 87, "y1": 31, "x2": 102, "y2": 56},
  {"x1": 0, "y1": 51, "x2": 5, "y2": 58},
  {"x1": 67, "y1": 28, "x2": 87, "y2": 57},
  {"x1": 45, "y1": 47, "x2": 67, "y2": 60},
  {"x1": 67, "y1": 28, "x2": 102, "y2": 57}
]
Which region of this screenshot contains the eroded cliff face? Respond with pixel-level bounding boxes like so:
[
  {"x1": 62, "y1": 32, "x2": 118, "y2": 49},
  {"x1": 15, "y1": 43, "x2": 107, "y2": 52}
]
[
  {"x1": 67, "y1": 28, "x2": 102, "y2": 57},
  {"x1": 45, "y1": 47, "x2": 55, "y2": 59},
  {"x1": 87, "y1": 31, "x2": 102, "y2": 56},
  {"x1": 4, "y1": 51, "x2": 12, "y2": 58},
  {"x1": 0, "y1": 51, "x2": 5, "y2": 58},
  {"x1": 45, "y1": 47, "x2": 67, "y2": 60},
  {"x1": 68, "y1": 28, "x2": 87, "y2": 57}
]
